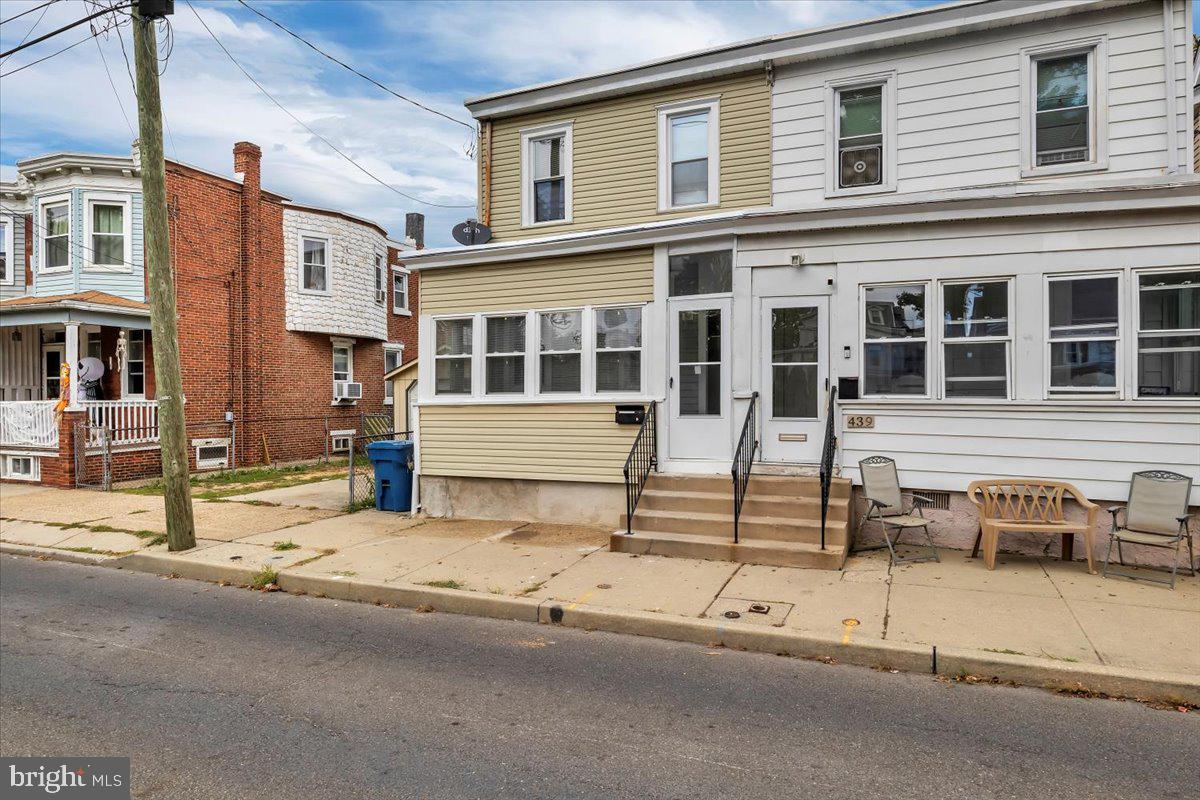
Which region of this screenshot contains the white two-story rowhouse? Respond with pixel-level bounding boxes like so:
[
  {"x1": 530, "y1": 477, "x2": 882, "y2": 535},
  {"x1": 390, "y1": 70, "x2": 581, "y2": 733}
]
[
  {"x1": 282, "y1": 203, "x2": 391, "y2": 404},
  {"x1": 404, "y1": 0, "x2": 1198, "y2": 545}
]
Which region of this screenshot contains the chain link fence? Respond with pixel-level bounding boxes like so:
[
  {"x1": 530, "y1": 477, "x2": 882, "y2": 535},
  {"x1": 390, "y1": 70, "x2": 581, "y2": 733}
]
[{"x1": 347, "y1": 427, "x2": 411, "y2": 511}]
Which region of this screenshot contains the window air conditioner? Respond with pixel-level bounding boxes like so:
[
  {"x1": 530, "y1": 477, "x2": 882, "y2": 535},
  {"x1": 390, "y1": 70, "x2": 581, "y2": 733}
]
[
  {"x1": 334, "y1": 381, "x2": 363, "y2": 401},
  {"x1": 375, "y1": 289, "x2": 387, "y2": 304},
  {"x1": 839, "y1": 144, "x2": 882, "y2": 188}
]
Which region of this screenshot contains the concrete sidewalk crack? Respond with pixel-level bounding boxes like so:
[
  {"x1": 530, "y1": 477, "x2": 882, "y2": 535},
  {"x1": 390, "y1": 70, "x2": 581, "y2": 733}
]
[{"x1": 1039, "y1": 558, "x2": 1104, "y2": 665}]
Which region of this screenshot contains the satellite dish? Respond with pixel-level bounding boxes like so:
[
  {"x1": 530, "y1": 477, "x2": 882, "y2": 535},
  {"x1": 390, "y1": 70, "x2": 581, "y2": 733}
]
[
  {"x1": 452, "y1": 219, "x2": 492, "y2": 246},
  {"x1": 78, "y1": 357, "x2": 105, "y2": 381}
]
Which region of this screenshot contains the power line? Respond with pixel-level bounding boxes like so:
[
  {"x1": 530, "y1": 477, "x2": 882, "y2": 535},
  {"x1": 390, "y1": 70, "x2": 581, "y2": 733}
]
[
  {"x1": 185, "y1": 0, "x2": 474, "y2": 210},
  {"x1": 0, "y1": 0, "x2": 58, "y2": 27},
  {"x1": 0, "y1": 2, "x2": 130, "y2": 60},
  {"x1": 0, "y1": 0, "x2": 55, "y2": 65},
  {"x1": 89, "y1": 5, "x2": 134, "y2": 135},
  {"x1": 235, "y1": 0, "x2": 475, "y2": 132},
  {"x1": 0, "y1": 15, "x2": 127, "y2": 78},
  {"x1": 2, "y1": 203, "x2": 142, "y2": 272}
]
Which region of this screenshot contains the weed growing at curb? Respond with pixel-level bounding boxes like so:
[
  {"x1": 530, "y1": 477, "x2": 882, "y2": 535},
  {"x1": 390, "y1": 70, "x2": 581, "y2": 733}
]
[
  {"x1": 421, "y1": 579, "x2": 464, "y2": 590},
  {"x1": 251, "y1": 567, "x2": 280, "y2": 590},
  {"x1": 273, "y1": 540, "x2": 300, "y2": 551},
  {"x1": 517, "y1": 581, "x2": 545, "y2": 596}
]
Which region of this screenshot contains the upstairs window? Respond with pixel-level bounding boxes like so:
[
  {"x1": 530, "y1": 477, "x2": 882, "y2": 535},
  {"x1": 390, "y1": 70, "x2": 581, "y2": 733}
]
[
  {"x1": 539, "y1": 310, "x2": 582, "y2": 393},
  {"x1": 862, "y1": 283, "x2": 927, "y2": 396},
  {"x1": 658, "y1": 98, "x2": 718, "y2": 210},
  {"x1": 374, "y1": 253, "x2": 385, "y2": 305},
  {"x1": 0, "y1": 217, "x2": 9, "y2": 284},
  {"x1": 1047, "y1": 274, "x2": 1119, "y2": 393},
  {"x1": 88, "y1": 200, "x2": 127, "y2": 270},
  {"x1": 41, "y1": 198, "x2": 69, "y2": 272},
  {"x1": 300, "y1": 235, "x2": 329, "y2": 293},
  {"x1": 392, "y1": 269, "x2": 409, "y2": 314},
  {"x1": 521, "y1": 122, "x2": 572, "y2": 226},
  {"x1": 435, "y1": 318, "x2": 472, "y2": 395},
  {"x1": 836, "y1": 86, "x2": 883, "y2": 189},
  {"x1": 1022, "y1": 39, "x2": 1106, "y2": 176},
  {"x1": 1136, "y1": 270, "x2": 1200, "y2": 398}
]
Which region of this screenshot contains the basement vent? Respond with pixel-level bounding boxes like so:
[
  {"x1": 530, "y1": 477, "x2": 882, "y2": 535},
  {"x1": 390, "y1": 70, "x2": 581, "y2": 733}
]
[
  {"x1": 917, "y1": 490, "x2": 951, "y2": 510},
  {"x1": 193, "y1": 438, "x2": 230, "y2": 471}
]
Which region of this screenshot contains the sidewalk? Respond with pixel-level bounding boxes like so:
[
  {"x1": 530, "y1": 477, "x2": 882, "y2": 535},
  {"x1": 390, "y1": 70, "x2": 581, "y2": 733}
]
[{"x1": 3, "y1": 483, "x2": 1197, "y2": 704}]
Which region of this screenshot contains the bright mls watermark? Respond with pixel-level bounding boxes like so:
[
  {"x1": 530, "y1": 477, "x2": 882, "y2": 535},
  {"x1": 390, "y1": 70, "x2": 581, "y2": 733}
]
[{"x1": 3, "y1": 758, "x2": 130, "y2": 798}]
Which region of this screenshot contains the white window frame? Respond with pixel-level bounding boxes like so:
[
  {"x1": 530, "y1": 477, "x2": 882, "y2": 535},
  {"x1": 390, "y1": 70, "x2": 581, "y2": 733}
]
[
  {"x1": 434, "y1": 316, "x2": 474, "y2": 396},
  {"x1": 82, "y1": 192, "x2": 132, "y2": 272},
  {"x1": 1, "y1": 453, "x2": 40, "y2": 482},
  {"x1": 383, "y1": 343, "x2": 404, "y2": 405},
  {"x1": 0, "y1": 215, "x2": 13, "y2": 285},
  {"x1": 193, "y1": 438, "x2": 231, "y2": 471},
  {"x1": 657, "y1": 97, "x2": 720, "y2": 213},
  {"x1": 373, "y1": 251, "x2": 386, "y2": 305},
  {"x1": 392, "y1": 266, "x2": 411, "y2": 315},
  {"x1": 1044, "y1": 272, "x2": 1122, "y2": 398},
  {"x1": 594, "y1": 304, "x2": 644, "y2": 394},
  {"x1": 483, "y1": 312, "x2": 528, "y2": 397},
  {"x1": 938, "y1": 278, "x2": 1014, "y2": 401},
  {"x1": 824, "y1": 71, "x2": 897, "y2": 198},
  {"x1": 329, "y1": 430, "x2": 355, "y2": 454},
  {"x1": 1019, "y1": 36, "x2": 1108, "y2": 178},
  {"x1": 536, "y1": 307, "x2": 586, "y2": 395},
  {"x1": 520, "y1": 121, "x2": 574, "y2": 228},
  {"x1": 298, "y1": 231, "x2": 332, "y2": 296},
  {"x1": 121, "y1": 328, "x2": 147, "y2": 399},
  {"x1": 38, "y1": 193, "x2": 71, "y2": 274},
  {"x1": 859, "y1": 281, "x2": 932, "y2": 400},
  {"x1": 332, "y1": 338, "x2": 354, "y2": 384},
  {"x1": 1133, "y1": 267, "x2": 1200, "y2": 400}
]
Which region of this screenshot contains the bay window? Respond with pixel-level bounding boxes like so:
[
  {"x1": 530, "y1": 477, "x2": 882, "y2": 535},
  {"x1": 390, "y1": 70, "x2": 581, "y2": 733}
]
[
  {"x1": 941, "y1": 280, "x2": 1010, "y2": 398},
  {"x1": 486, "y1": 314, "x2": 526, "y2": 394},
  {"x1": 659, "y1": 98, "x2": 718, "y2": 210},
  {"x1": 595, "y1": 306, "x2": 642, "y2": 393},
  {"x1": 41, "y1": 198, "x2": 69, "y2": 272},
  {"x1": 89, "y1": 200, "x2": 126, "y2": 269},
  {"x1": 862, "y1": 283, "x2": 927, "y2": 396},
  {"x1": 539, "y1": 310, "x2": 582, "y2": 393},
  {"x1": 435, "y1": 318, "x2": 472, "y2": 395},
  {"x1": 1047, "y1": 274, "x2": 1119, "y2": 392},
  {"x1": 1136, "y1": 270, "x2": 1199, "y2": 398}
]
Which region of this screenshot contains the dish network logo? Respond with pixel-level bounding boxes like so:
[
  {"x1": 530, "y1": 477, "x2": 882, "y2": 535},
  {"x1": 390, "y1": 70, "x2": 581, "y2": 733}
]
[{"x1": 8, "y1": 763, "x2": 123, "y2": 794}]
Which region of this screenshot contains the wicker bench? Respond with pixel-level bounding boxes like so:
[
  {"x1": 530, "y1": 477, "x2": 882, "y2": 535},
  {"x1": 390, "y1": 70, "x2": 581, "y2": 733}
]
[{"x1": 967, "y1": 480, "x2": 1100, "y2": 573}]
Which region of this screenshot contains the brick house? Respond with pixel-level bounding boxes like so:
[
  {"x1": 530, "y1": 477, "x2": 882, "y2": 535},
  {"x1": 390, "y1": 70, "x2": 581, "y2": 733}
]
[{"x1": 0, "y1": 141, "x2": 420, "y2": 486}]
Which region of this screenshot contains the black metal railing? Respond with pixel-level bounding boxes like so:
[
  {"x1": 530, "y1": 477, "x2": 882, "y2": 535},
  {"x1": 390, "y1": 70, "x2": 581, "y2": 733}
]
[
  {"x1": 731, "y1": 392, "x2": 759, "y2": 544},
  {"x1": 818, "y1": 386, "x2": 839, "y2": 551},
  {"x1": 622, "y1": 402, "x2": 658, "y2": 535}
]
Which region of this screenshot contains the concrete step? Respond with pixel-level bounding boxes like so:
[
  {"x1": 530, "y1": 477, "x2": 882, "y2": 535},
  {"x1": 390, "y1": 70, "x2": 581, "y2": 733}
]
[
  {"x1": 622, "y1": 509, "x2": 851, "y2": 548},
  {"x1": 611, "y1": 529, "x2": 847, "y2": 570},
  {"x1": 645, "y1": 473, "x2": 852, "y2": 499},
  {"x1": 638, "y1": 488, "x2": 849, "y2": 521}
]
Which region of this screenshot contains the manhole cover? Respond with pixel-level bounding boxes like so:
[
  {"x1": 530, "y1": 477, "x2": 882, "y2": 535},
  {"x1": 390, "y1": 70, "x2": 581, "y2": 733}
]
[{"x1": 723, "y1": 610, "x2": 741, "y2": 620}]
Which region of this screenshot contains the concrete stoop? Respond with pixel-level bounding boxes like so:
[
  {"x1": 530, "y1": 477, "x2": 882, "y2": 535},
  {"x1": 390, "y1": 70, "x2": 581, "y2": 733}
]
[{"x1": 615, "y1": 473, "x2": 853, "y2": 570}]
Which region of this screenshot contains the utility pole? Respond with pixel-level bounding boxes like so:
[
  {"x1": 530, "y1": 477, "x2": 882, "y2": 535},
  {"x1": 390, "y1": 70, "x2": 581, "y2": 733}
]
[{"x1": 132, "y1": 0, "x2": 195, "y2": 551}]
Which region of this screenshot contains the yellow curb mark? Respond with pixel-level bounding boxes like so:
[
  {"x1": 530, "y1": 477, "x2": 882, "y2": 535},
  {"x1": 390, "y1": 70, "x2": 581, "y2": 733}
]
[{"x1": 567, "y1": 591, "x2": 594, "y2": 611}]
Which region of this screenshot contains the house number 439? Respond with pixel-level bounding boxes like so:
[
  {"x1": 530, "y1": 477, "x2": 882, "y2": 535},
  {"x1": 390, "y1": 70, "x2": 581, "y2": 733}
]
[{"x1": 845, "y1": 415, "x2": 875, "y2": 429}]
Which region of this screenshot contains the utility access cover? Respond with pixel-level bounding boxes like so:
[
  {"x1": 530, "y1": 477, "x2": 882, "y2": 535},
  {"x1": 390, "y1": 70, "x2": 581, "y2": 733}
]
[{"x1": 704, "y1": 597, "x2": 793, "y2": 627}]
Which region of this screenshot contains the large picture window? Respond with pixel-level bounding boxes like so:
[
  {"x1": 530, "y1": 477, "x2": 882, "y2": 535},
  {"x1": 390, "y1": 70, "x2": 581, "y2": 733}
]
[
  {"x1": 1047, "y1": 274, "x2": 1119, "y2": 392},
  {"x1": 1136, "y1": 270, "x2": 1199, "y2": 398},
  {"x1": 595, "y1": 306, "x2": 641, "y2": 393},
  {"x1": 941, "y1": 280, "x2": 1010, "y2": 398},
  {"x1": 435, "y1": 318, "x2": 473, "y2": 395},
  {"x1": 539, "y1": 310, "x2": 582, "y2": 393},
  {"x1": 862, "y1": 284, "x2": 926, "y2": 396},
  {"x1": 486, "y1": 314, "x2": 526, "y2": 394}
]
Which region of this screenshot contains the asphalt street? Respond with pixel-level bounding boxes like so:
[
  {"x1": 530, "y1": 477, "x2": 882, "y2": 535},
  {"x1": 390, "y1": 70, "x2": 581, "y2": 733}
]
[{"x1": 1, "y1": 555, "x2": 1196, "y2": 799}]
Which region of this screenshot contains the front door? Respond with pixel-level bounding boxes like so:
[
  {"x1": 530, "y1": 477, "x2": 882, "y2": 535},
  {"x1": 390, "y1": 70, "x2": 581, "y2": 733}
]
[
  {"x1": 760, "y1": 296, "x2": 828, "y2": 463},
  {"x1": 668, "y1": 297, "x2": 732, "y2": 460},
  {"x1": 43, "y1": 345, "x2": 64, "y2": 400}
]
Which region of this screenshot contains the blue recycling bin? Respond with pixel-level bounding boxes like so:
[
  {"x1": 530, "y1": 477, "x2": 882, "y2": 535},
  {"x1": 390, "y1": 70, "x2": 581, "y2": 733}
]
[{"x1": 366, "y1": 439, "x2": 414, "y2": 512}]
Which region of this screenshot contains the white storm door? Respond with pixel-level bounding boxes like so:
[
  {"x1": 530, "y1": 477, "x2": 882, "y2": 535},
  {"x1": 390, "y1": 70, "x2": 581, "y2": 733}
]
[
  {"x1": 668, "y1": 296, "x2": 732, "y2": 460},
  {"x1": 761, "y1": 297, "x2": 827, "y2": 463}
]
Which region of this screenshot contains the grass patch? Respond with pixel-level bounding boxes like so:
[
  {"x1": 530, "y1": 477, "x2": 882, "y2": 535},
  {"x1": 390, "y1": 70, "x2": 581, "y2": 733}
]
[
  {"x1": 250, "y1": 566, "x2": 279, "y2": 589},
  {"x1": 332, "y1": 570, "x2": 357, "y2": 578},
  {"x1": 983, "y1": 648, "x2": 1026, "y2": 656},
  {"x1": 122, "y1": 459, "x2": 350, "y2": 500},
  {"x1": 58, "y1": 546, "x2": 123, "y2": 556},
  {"x1": 344, "y1": 498, "x2": 376, "y2": 513},
  {"x1": 272, "y1": 540, "x2": 300, "y2": 551},
  {"x1": 517, "y1": 581, "x2": 545, "y2": 597},
  {"x1": 421, "y1": 579, "x2": 464, "y2": 590},
  {"x1": 145, "y1": 534, "x2": 167, "y2": 547}
]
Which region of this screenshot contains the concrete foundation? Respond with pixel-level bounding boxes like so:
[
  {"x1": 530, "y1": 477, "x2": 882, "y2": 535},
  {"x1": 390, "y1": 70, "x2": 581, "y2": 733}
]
[{"x1": 420, "y1": 475, "x2": 625, "y2": 527}]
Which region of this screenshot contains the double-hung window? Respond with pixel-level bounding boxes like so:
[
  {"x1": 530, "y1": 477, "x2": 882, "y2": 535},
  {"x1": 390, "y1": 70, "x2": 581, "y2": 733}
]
[
  {"x1": 374, "y1": 253, "x2": 386, "y2": 305},
  {"x1": 1047, "y1": 274, "x2": 1119, "y2": 393},
  {"x1": 1022, "y1": 39, "x2": 1106, "y2": 175},
  {"x1": 0, "y1": 217, "x2": 11, "y2": 284},
  {"x1": 539, "y1": 310, "x2": 582, "y2": 393},
  {"x1": 435, "y1": 318, "x2": 473, "y2": 395},
  {"x1": 486, "y1": 315, "x2": 526, "y2": 394},
  {"x1": 332, "y1": 343, "x2": 352, "y2": 383},
  {"x1": 41, "y1": 198, "x2": 70, "y2": 272},
  {"x1": 1136, "y1": 270, "x2": 1199, "y2": 398},
  {"x1": 300, "y1": 235, "x2": 329, "y2": 293},
  {"x1": 392, "y1": 269, "x2": 409, "y2": 314},
  {"x1": 521, "y1": 122, "x2": 572, "y2": 226},
  {"x1": 941, "y1": 280, "x2": 1011, "y2": 398},
  {"x1": 658, "y1": 99, "x2": 718, "y2": 210},
  {"x1": 87, "y1": 197, "x2": 127, "y2": 270},
  {"x1": 595, "y1": 306, "x2": 642, "y2": 392},
  {"x1": 125, "y1": 329, "x2": 146, "y2": 396},
  {"x1": 383, "y1": 344, "x2": 403, "y2": 404},
  {"x1": 862, "y1": 283, "x2": 927, "y2": 396},
  {"x1": 827, "y1": 74, "x2": 894, "y2": 196}
]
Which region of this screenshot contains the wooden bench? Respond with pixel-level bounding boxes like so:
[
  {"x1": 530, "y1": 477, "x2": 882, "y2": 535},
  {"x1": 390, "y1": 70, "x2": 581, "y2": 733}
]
[{"x1": 967, "y1": 480, "x2": 1100, "y2": 573}]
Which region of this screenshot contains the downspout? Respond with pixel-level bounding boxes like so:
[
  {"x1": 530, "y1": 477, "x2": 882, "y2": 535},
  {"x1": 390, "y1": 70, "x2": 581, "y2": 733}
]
[
  {"x1": 478, "y1": 120, "x2": 492, "y2": 226},
  {"x1": 1161, "y1": 0, "x2": 1179, "y2": 174}
]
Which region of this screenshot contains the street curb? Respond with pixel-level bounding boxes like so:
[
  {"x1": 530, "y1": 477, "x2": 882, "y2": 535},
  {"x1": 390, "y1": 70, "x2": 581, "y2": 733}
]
[{"x1": 6, "y1": 543, "x2": 1197, "y2": 706}]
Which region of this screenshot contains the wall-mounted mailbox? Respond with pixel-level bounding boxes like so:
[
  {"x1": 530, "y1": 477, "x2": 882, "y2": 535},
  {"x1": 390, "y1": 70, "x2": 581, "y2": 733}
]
[
  {"x1": 838, "y1": 377, "x2": 859, "y2": 401},
  {"x1": 615, "y1": 405, "x2": 645, "y2": 425}
]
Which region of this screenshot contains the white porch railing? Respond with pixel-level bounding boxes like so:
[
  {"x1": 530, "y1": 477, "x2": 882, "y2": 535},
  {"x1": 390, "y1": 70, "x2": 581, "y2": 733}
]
[
  {"x1": 85, "y1": 399, "x2": 159, "y2": 447},
  {"x1": 0, "y1": 401, "x2": 59, "y2": 449}
]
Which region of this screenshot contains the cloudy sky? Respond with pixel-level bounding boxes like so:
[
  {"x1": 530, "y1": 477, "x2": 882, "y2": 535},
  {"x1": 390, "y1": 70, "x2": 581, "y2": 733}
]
[{"x1": 1, "y1": 0, "x2": 1002, "y2": 246}]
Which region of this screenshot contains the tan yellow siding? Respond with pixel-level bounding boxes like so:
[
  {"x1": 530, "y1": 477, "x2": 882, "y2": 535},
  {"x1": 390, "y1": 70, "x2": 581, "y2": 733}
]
[
  {"x1": 419, "y1": 247, "x2": 652, "y2": 314},
  {"x1": 419, "y1": 403, "x2": 637, "y2": 483},
  {"x1": 486, "y1": 72, "x2": 771, "y2": 241}
]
